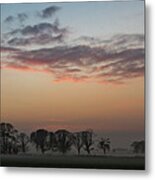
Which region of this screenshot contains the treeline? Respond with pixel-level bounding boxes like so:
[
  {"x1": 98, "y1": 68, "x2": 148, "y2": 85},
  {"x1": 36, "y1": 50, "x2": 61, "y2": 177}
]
[
  {"x1": 0, "y1": 122, "x2": 144, "y2": 155},
  {"x1": 0, "y1": 122, "x2": 110, "y2": 155}
]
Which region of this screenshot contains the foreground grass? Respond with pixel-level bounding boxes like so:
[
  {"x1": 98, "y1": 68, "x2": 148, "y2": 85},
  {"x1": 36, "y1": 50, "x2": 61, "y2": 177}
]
[{"x1": 0, "y1": 154, "x2": 145, "y2": 170}]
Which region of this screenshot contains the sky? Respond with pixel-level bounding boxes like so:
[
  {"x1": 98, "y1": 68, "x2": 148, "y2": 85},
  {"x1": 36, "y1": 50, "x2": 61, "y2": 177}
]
[{"x1": 1, "y1": 1, "x2": 145, "y2": 146}]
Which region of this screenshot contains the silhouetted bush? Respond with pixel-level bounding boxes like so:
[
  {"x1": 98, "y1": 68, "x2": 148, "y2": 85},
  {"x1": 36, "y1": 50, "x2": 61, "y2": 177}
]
[{"x1": 131, "y1": 140, "x2": 145, "y2": 153}]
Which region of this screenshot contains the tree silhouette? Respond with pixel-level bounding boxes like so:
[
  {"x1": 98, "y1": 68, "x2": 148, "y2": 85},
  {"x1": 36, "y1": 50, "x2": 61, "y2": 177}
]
[
  {"x1": 18, "y1": 132, "x2": 29, "y2": 153},
  {"x1": 30, "y1": 131, "x2": 38, "y2": 150},
  {"x1": 30, "y1": 129, "x2": 48, "y2": 154},
  {"x1": 55, "y1": 129, "x2": 73, "y2": 154},
  {"x1": 48, "y1": 132, "x2": 57, "y2": 151},
  {"x1": 98, "y1": 138, "x2": 110, "y2": 154},
  {"x1": 72, "y1": 132, "x2": 83, "y2": 155},
  {"x1": 82, "y1": 130, "x2": 94, "y2": 155},
  {"x1": 1, "y1": 121, "x2": 116, "y2": 157},
  {"x1": 0, "y1": 122, "x2": 19, "y2": 154},
  {"x1": 131, "y1": 140, "x2": 145, "y2": 153}
]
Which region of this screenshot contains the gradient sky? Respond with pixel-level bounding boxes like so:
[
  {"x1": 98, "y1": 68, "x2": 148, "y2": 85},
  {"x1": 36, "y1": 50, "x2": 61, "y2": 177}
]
[{"x1": 1, "y1": 1, "x2": 144, "y2": 144}]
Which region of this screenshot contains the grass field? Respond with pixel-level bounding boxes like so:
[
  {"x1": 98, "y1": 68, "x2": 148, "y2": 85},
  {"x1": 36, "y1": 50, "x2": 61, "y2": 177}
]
[{"x1": 0, "y1": 155, "x2": 145, "y2": 170}]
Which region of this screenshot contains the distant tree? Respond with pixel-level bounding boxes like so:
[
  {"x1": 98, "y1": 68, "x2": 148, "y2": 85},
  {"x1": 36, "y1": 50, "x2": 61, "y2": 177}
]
[
  {"x1": 48, "y1": 132, "x2": 57, "y2": 151},
  {"x1": 55, "y1": 129, "x2": 73, "y2": 154},
  {"x1": 72, "y1": 132, "x2": 83, "y2": 155},
  {"x1": 82, "y1": 130, "x2": 94, "y2": 155},
  {"x1": 18, "y1": 132, "x2": 29, "y2": 153},
  {"x1": 98, "y1": 138, "x2": 110, "y2": 154},
  {"x1": 30, "y1": 131, "x2": 38, "y2": 150},
  {"x1": 0, "y1": 122, "x2": 19, "y2": 154},
  {"x1": 131, "y1": 140, "x2": 145, "y2": 153},
  {"x1": 30, "y1": 129, "x2": 48, "y2": 154}
]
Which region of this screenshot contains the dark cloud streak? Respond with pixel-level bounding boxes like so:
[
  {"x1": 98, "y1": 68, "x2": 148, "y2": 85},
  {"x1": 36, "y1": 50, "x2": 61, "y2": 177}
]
[
  {"x1": 4, "y1": 16, "x2": 14, "y2": 23},
  {"x1": 3, "y1": 6, "x2": 65, "y2": 47},
  {"x1": 4, "y1": 13, "x2": 28, "y2": 24},
  {"x1": 6, "y1": 22, "x2": 68, "y2": 46},
  {"x1": 38, "y1": 6, "x2": 60, "y2": 18}
]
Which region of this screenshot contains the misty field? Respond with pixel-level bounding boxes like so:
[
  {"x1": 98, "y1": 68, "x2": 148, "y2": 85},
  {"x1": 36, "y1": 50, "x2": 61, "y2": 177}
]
[{"x1": 1, "y1": 155, "x2": 145, "y2": 170}]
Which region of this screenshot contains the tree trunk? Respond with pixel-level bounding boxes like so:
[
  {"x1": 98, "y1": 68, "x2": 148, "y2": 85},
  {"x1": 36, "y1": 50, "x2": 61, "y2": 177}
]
[{"x1": 78, "y1": 148, "x2": 81, "y2": 155}]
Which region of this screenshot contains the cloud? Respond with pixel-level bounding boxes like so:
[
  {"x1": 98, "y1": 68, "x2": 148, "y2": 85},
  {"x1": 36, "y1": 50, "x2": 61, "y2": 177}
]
[
  {"x1": 7, "y1": 34, "x2": 65, "y2": 46},
  {"x1": 75, "y1": 34, "x2": 144, "y2": 50},
  {"x1": 1, "y1": 46, "x2": 20, "y2": 52},
  {"x1": 5, "y1": 21, "x2": 68, "y2": 46},
  {"x1": 8, "y1": 38, "x2": 30, "y2": 46},
  {"x1": 38, "y1": 6, "x2": 60, "y2": 18},
  {"x1": 1, "y1": 34, "x2": 144, "y2": 84},
  {"x1": 4, "y1": 15, "x2": 14, "y2": 23},
  {"x1": 17, "y1": 13, "x2": 28, "y2": 23},
  {"x1": 2, "y1": 7, "x2": 66, "y2": 47},
  {"x1": 4, "y1": 13, "x2": 28, "y2": 24},
  {"x1": 8, "y1": 22, "x2": 66, "y2": 36},
  {"x1": 105, "y1": 34, "x2": 144, "y2": 51}
]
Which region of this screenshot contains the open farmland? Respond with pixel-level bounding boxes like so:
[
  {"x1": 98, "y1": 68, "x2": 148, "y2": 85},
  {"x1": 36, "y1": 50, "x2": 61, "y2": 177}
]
[{"x1": 1, "y1": 155, "x2": 145, "y2": 170}]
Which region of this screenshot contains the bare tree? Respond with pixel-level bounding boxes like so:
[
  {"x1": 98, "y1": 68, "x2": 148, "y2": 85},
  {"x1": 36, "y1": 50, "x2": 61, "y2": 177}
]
[
  {"x1": 18, "y1": 132, "x2": 29, "y2": 153},
  {"x1": 72, "y1": 132, "x2": 83, "y2": 155},
  {"x1": 98, "y1": 138, "x2": 110, "y2": 154},
  {"x1": 30, "y1": 131, "x2": 38, "y2": 150},
  {"x1": 0, "y1": 122, "x2": 19, "y2": 154},
  {"x1": 55, "y1": 129, "x2": 73, "y2": 154},
  {"x1": 82, "y1": 130, "x2": 94, "y2": 155},
  {"x1": 48, "y1": 131, "x2": 57, "y2": 151},
  {"x1": 30, "y1": 129, "x2": 48, "y2": 154}
]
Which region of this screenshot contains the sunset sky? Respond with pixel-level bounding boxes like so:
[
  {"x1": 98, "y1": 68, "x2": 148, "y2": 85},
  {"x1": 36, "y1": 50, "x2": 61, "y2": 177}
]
[{"x1": 1, "y1": 1, "x2": 144, "y2": 144}]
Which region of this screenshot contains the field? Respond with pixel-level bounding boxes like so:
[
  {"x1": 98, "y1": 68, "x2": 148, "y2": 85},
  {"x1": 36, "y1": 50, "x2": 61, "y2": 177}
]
[{"x1": 0, "y1": 155, "x2": 145, "y2": 170}]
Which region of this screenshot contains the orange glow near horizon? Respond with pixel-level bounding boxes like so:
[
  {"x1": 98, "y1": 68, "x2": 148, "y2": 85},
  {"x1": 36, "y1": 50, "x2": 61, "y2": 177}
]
[{"x1": 1, "y1": 68, "x2": 144, "y2": 133}]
